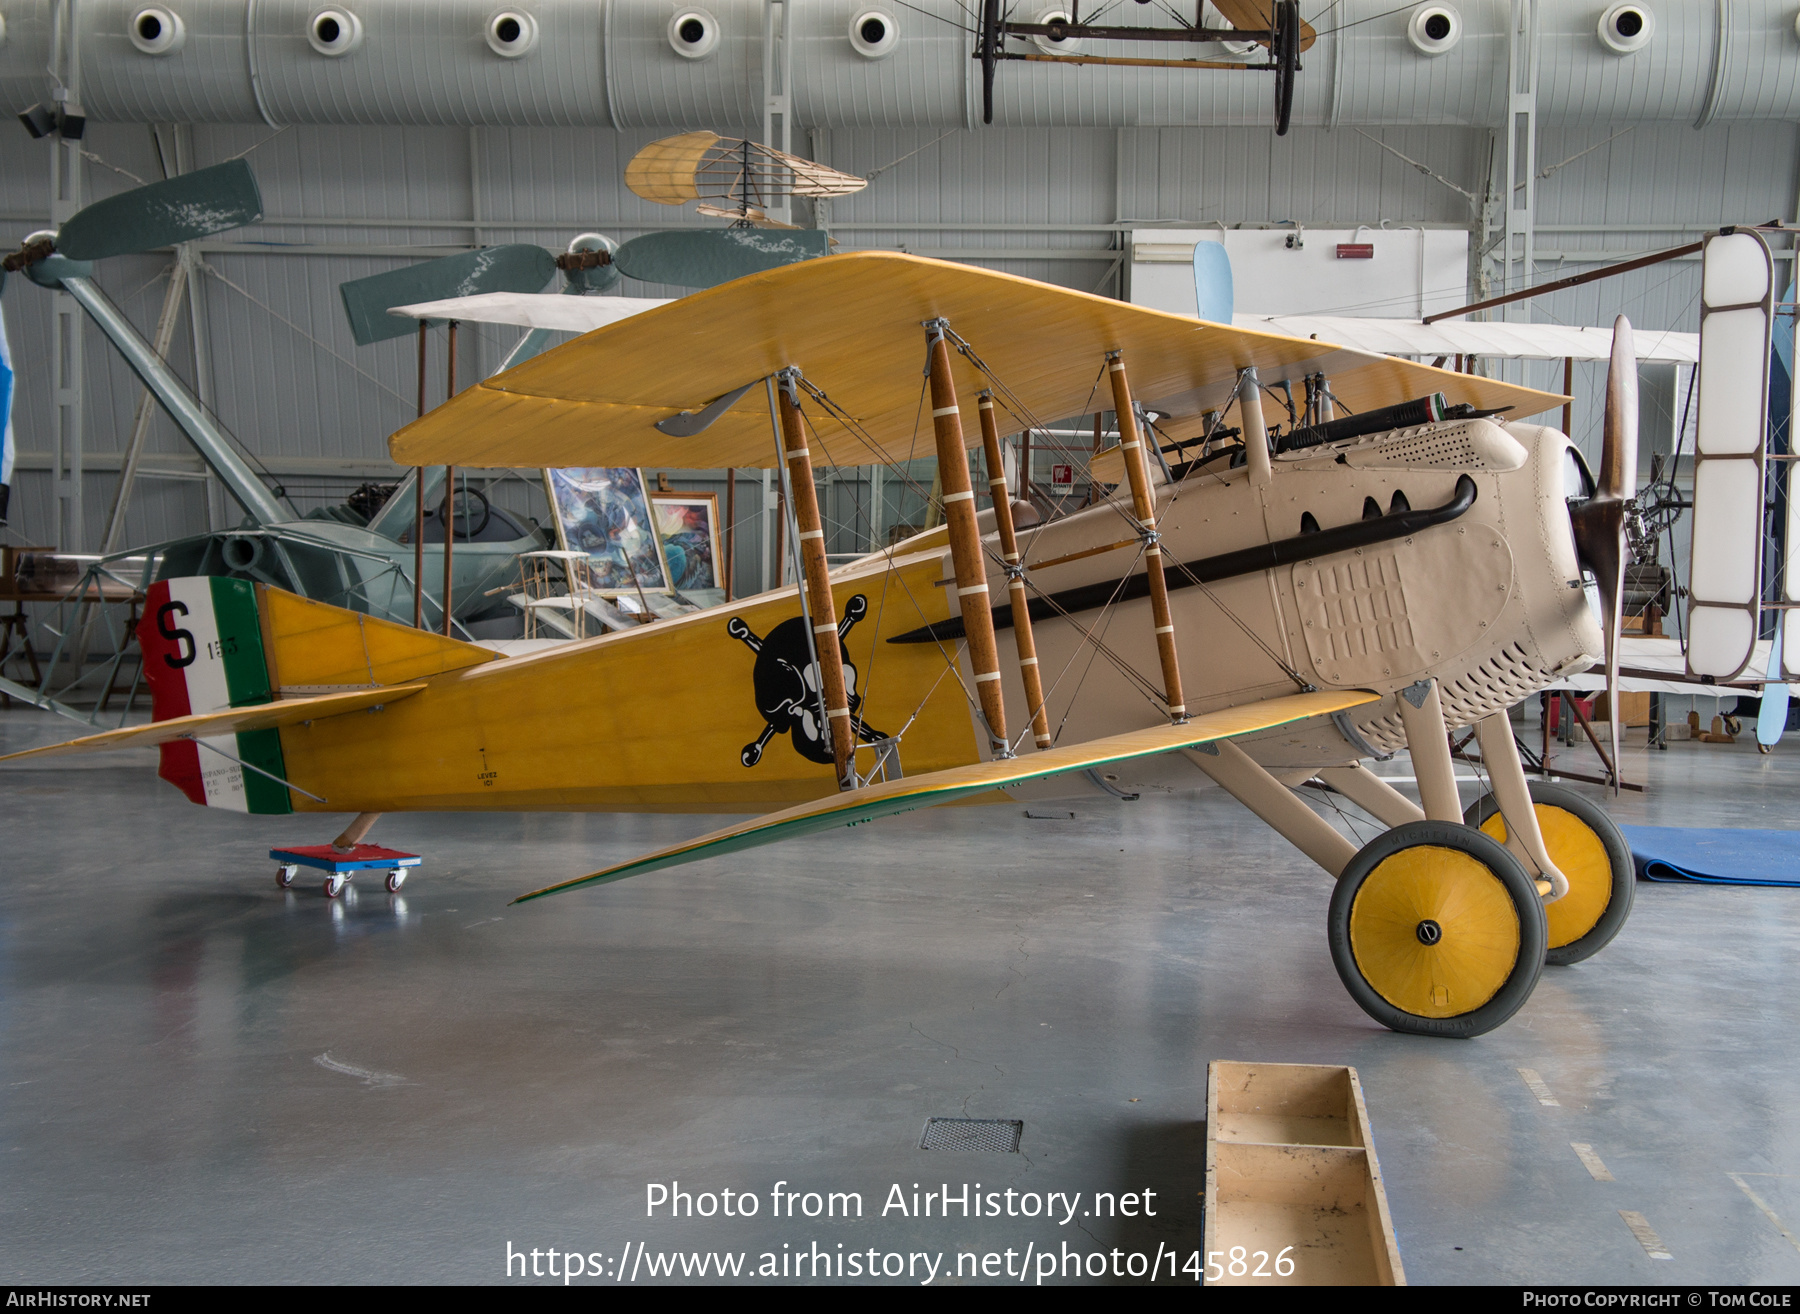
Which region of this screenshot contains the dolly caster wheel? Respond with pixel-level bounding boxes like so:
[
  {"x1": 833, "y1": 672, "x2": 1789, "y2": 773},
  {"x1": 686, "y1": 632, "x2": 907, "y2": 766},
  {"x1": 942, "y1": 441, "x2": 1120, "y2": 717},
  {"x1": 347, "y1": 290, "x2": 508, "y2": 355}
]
[
  {"x1": 276, "y1": 865, "x2": 297, "y2": 889},
  {"x1": 1759, "y1": 742, "x2": 1773, "y2": 756},
  {"x1": 324, "y1": 874, "x2": 348, "y2": 899},
  {"x1": 385, "y1": 869, "x2": 407, "y2": 893}
]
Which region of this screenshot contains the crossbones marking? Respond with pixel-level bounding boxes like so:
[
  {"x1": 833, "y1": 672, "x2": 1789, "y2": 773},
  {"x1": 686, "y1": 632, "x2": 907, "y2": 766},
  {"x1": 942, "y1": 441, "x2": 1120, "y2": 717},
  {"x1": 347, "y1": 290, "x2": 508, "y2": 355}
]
[{"x1": 727, "y1": 595, "x2": 889, "y2": 768}]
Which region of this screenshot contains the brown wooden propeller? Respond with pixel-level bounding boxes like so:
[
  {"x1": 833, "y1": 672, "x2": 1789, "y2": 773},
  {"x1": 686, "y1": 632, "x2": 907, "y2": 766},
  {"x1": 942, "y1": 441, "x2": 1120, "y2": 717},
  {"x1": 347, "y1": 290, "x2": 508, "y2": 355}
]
[{"x1": 1567, "y1": 315, "x2": 1638, "y2": 792}]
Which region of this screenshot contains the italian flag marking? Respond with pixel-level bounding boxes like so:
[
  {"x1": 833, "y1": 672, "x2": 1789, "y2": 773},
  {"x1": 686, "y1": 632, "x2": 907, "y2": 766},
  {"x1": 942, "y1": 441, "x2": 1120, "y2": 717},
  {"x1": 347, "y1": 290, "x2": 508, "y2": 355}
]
[{"x1": 136, "y1": 577, "x2": 292, "y2": 814}]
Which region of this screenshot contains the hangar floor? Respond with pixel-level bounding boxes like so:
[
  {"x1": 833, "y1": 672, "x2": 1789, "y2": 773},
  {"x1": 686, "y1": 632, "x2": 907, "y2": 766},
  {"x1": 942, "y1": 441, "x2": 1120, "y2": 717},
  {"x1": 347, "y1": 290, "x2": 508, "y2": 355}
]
[{"x1": 2, "y1": 706, "x2": 1798, "y2": 1287}]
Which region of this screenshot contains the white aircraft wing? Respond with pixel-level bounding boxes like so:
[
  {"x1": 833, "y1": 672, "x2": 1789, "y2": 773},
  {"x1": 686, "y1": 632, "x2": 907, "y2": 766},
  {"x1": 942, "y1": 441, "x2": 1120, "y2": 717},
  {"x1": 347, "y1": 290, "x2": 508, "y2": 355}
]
[
  {"x1": 1232, "y1": 314, "x2": 1699, "y2": 365},
  {"x1": 387, "y1": 292, "x2": 673, "y2": 334}
]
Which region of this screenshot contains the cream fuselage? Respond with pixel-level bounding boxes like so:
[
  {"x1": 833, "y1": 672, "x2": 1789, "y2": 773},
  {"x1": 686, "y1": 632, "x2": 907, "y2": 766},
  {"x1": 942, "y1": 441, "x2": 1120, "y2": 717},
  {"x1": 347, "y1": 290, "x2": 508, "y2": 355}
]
[{"x1": 275, "y1": 418, "x2": 1597, "y2": 814}]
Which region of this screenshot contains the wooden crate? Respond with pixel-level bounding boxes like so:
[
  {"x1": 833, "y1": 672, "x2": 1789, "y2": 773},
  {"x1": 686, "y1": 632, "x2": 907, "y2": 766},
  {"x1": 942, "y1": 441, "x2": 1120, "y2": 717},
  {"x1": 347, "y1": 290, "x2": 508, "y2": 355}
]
[
  {"x1": 1203, "y1": 1060, "x2": 1405, "y2": 1286},
  {"x1": 1593, "y1": 690, "x2": 1651, "y2": 727}
]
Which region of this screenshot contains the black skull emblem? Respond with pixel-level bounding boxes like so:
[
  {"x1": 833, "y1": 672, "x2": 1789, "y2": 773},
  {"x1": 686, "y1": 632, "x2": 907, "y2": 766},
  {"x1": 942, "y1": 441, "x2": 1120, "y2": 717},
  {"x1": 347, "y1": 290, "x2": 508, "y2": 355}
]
[{"x1": 728, "y1": 594, "x2": 890, "y2": 767}]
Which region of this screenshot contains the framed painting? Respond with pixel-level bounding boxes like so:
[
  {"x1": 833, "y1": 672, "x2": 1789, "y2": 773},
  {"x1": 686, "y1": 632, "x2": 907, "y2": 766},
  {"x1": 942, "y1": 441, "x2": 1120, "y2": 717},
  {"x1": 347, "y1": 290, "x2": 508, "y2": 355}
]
[
  {"x1": 543, "y1": 467, "x2": 672, "y2": 593},
  {"x1": 651, "y1": 491, "x2": 722, "y2": 593}
]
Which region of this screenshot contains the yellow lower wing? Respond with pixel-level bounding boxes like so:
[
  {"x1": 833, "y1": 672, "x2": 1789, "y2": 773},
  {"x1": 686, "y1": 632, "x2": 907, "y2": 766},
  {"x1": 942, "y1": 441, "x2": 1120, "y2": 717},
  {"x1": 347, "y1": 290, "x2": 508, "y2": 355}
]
[
  {"x1": 0, "y1": 684, "x2": 427, "y2": 762},
  {"x1": 512, "y1": 689, "x2": 1377, "y2": 903}
]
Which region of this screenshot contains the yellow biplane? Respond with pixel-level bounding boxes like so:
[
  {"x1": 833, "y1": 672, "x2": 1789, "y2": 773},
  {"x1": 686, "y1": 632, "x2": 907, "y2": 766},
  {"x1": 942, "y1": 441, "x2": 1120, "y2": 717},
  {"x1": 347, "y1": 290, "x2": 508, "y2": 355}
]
[{"x1": 7, "y1": 251, "x2": 1645, "y2": 1040}]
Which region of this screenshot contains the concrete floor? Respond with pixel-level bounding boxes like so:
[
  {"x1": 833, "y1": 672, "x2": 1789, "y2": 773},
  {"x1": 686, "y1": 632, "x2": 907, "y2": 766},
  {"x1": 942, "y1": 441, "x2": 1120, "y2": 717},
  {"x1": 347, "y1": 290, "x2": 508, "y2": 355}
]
[{"x1": 3, "y1": 706, "x2": 1799, "y2": 1286}]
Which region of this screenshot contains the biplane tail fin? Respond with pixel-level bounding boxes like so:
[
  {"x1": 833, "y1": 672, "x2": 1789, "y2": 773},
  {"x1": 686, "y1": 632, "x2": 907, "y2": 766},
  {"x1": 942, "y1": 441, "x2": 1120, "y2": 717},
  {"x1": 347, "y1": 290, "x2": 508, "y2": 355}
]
[
  {"x1": 510, "y1": 689, "x2": 1379, "y2": 904},
  {"x1": 0, "y1": 579, "x2": 483, "y2": 813}
]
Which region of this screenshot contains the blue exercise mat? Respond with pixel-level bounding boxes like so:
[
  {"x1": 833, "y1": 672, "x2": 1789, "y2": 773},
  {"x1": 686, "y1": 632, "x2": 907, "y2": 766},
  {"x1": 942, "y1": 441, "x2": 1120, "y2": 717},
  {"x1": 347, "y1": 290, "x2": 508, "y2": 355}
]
[{"x1": 1621, "y1": 824, "x2": 1800, "y2": 887}]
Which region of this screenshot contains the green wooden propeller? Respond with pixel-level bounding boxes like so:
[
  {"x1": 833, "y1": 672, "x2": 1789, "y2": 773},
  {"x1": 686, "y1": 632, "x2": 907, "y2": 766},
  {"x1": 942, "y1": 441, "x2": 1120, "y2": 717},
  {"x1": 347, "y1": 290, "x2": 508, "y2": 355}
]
[
  {"x1": 338, "y1": 244, "x2": 560, "y2": 345},
  {"x1": 55, "y1": 160, "x2": 264, "y2": 261}
]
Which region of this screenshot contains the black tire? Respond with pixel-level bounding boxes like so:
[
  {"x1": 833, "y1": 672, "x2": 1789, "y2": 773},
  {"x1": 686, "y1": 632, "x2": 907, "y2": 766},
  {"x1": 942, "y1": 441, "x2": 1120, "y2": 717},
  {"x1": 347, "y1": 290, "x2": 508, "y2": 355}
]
[
  {"x1": 1272, "y1": 0, "x2": 1299, "y2": 136},
  {"x1": 1463, "y1": 782, "x2": 1634, "y2": 966},
  {"x1": 1328, "y1": 820, "x2": 1547, "y2": 1038},
  {"x1": 980, "y1": 0, "x2": 1001, "y2": 124},
  {"x1": 440, "y1": 486, "x2": 492, "y2": 540}
]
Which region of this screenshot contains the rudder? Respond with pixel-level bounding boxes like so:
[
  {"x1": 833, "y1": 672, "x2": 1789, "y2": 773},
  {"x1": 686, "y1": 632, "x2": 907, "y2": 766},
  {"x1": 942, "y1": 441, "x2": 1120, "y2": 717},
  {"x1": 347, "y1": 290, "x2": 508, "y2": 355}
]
[
  {"x1": 139, "y1": 577, "x2": 289, "y2": 813},
  {"x1": 137, "y1": 580, "x2": 495, "y2": 813}
]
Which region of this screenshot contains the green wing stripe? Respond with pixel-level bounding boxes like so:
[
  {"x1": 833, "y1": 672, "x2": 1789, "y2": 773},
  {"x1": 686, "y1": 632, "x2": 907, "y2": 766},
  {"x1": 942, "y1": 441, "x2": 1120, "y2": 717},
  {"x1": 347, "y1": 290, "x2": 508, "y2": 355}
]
[{"x1": 511, "y1": 689, "x2": 1378, "y2": 904}]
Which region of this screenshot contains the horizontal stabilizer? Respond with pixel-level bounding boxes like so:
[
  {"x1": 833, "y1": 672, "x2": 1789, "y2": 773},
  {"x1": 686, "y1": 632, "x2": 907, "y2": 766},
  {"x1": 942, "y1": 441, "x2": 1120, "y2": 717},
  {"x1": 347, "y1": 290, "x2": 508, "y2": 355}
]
[
  {"x1": 0, "y1": 684, "x2": 426, "y2": 764},
  {"x1": 512, "y1": 689, "x2": 1377, "y2": 903}
]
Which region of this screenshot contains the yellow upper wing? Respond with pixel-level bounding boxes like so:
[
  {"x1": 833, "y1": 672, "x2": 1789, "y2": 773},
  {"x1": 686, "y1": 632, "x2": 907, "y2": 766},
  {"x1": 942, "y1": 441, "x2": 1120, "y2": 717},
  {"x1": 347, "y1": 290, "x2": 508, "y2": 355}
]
[
  {"x1": 511, "y1": 688, "x2": 1377, "y2": 902},
  {"x1": 390, "y1": 252, "x2": 1565, "y2": 471}
]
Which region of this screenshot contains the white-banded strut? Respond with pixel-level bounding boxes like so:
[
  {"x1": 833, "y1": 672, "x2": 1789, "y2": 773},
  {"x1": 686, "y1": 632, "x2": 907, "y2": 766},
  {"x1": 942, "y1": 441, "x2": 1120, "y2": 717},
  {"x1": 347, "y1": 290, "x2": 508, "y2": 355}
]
[{"x1": 1107, "y1": 351, "x2": 1187, "y2": 721}]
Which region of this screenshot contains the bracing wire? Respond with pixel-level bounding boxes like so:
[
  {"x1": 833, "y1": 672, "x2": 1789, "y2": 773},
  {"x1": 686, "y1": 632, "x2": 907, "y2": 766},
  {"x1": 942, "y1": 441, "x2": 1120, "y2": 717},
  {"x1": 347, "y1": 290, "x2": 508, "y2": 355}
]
[
  {"x1": 1306, "y1": 779, "x2": 1378, "y2": 849},
  {"x1": 797, "y1": 365, "x2": 1175, "y2": 730},
  {"x1": 790, "y1": 378, "x2": 986, "y2": 723},
  {"x1": 942, "y1": 325, "x2": 1307, "y2": 692},
  {"x1": 941, "y1": 328, "x2": 1148, "y2": 545}
]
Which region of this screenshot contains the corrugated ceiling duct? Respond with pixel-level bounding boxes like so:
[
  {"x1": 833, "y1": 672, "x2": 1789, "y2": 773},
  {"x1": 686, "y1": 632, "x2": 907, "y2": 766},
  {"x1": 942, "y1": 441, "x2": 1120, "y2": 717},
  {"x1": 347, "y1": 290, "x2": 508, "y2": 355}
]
[
  {"x1": 0, "y1": 4, "x2": 54, "y2": 119},
  {"x1": 1334, "y1": 0, "x2": 1508, "y2": 127},
  {"x1": 1713, "y1": 0, "x2": 1800, "y2": 124},
  {"x1": 74, "y1": 0, "x2": 262, "y2": 121},
  {"x1": 1535, "y1": 0, "x2": 1714, "y2": 125},
  {"x1": 605, "y1": 0, "x2": 760, "y2": 128},
  {"x1": 250, "y1": 0, "x2": 610, "y2": 127},
  {"x1": 5, "y1": 0, "x2": 1800, "y2": 129},
  {"x1": 788, "y1": 0, "x2": 966, "y2": 128}
]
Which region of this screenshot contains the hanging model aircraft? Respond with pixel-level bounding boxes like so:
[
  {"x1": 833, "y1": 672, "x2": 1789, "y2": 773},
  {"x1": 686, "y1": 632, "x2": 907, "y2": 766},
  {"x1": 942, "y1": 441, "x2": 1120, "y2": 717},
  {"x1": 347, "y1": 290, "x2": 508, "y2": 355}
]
[
  {"x1": 8, "y1": 250, "x2": 1665, "y2": 1041},
  {"x1": 975, "y1": 0, "x2": 1312, "y2": 132}
]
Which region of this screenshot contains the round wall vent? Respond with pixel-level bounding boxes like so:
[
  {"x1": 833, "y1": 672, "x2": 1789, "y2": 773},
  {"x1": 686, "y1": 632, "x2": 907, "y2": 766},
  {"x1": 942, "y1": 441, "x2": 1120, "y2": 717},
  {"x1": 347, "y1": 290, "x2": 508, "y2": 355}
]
[
  {"x1": 1406, "y1": 4, "x2": 1461, "y2": 55},
  {"x1": 668, "y1": 8, "x2": 720, "y2": 59},
  {"x1": 307, "y1": 8, "x2": 364, "y2": 56},
  {"x1": 486, "y1": 10, "x2": 538, "y2": 57},
  {"x1": 1031, "y1": 7, "x2": 1082, "y2": 55},
  {"x1": 1598, "y1": 3, "x2": 1653, "y2": 54},
  {"x1": 129, "y1": 7, "x2": 186, "y2": 55},
  {"x1": 849, "y1": 9, "x2": 899, "y2": 58}
]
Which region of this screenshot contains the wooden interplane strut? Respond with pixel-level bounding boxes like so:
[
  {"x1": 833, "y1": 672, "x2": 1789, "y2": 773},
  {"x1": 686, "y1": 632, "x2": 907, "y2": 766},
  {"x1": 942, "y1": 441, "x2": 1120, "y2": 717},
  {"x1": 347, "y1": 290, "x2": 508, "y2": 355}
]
[
  {"x1": 1107, "y1": 351, "x2": 1187, "y2": 720},
  {"x1": 926, "y1": 322, "x2": 1010, "y2": 754},
  {"x1": 775, "y1": 372, "x2": 855, "y2": 786},
  {"x1": 442, "y1": 319, "x2": 458, "y2": 637},
  {"x1": 976, "y1": 392, "x2": 1051, "y2": 749},
  {"x1": 414, "y1": 320, "x2": 427, "y2": 630}
]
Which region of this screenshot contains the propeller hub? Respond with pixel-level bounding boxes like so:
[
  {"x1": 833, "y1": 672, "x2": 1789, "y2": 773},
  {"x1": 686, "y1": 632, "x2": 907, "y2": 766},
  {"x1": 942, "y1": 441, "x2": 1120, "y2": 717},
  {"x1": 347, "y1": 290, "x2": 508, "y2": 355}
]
[{"x1": 1, "y1": 234, "x2": 55, "y2": 274}]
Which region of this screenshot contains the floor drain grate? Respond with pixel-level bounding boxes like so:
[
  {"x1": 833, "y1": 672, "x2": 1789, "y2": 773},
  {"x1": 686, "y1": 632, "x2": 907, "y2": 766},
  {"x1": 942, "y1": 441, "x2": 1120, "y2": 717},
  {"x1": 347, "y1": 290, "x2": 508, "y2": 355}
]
[{"x1": 919, "y1": 1117, "x2": 1023, "y2": 1152}]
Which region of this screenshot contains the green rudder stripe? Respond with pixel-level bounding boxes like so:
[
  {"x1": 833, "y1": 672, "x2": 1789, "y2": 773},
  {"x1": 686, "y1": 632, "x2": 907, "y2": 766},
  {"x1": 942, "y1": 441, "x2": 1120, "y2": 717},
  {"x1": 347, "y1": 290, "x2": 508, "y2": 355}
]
[
  {"x1": 235, "y1": 728, "x2": 293, "y2": 815},
  {"x1": 208, "y1": 576, "x2": 273, "y2": 707}
]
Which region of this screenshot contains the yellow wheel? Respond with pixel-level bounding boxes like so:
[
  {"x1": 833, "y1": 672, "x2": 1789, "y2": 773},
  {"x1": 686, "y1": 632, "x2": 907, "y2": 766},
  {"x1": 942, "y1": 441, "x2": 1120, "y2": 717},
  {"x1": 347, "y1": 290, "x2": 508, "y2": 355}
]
[
  {"x1": 1328, "y1": 821, "x2": 1547, "y2": 1038},
  {"x1": 1465, "y1": 782, "x2": 1634, "y2": 965}
]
